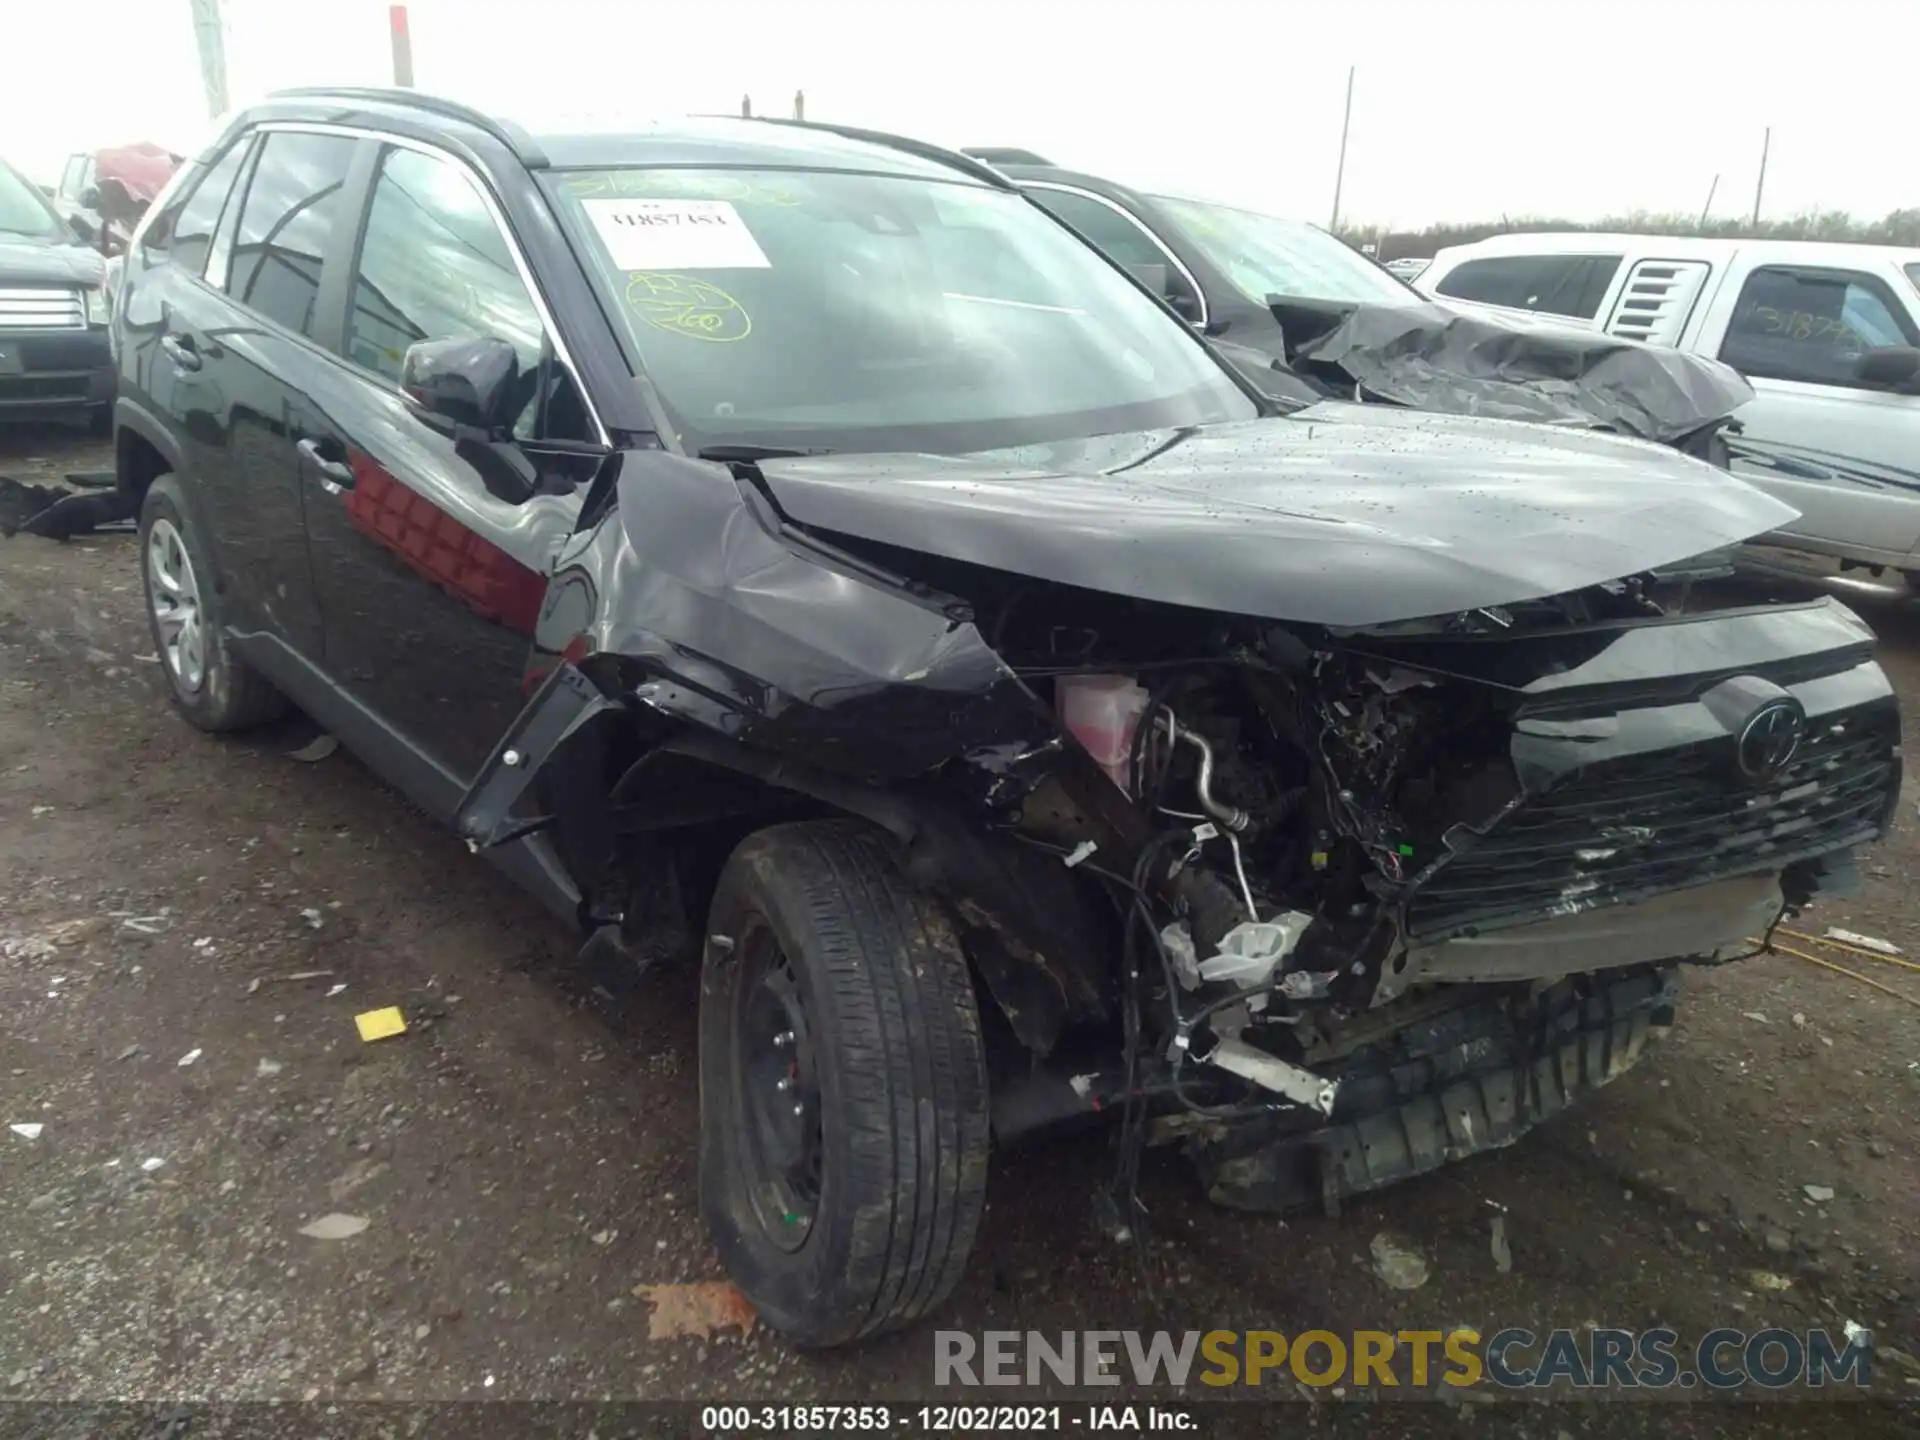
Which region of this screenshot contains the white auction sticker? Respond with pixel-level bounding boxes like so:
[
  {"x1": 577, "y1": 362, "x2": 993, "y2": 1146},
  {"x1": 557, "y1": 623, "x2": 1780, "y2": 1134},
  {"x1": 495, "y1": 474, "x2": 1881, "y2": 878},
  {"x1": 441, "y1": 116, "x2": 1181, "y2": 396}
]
[{"x1": 582, "y1": 198, "x2": 771, "y2": 270}]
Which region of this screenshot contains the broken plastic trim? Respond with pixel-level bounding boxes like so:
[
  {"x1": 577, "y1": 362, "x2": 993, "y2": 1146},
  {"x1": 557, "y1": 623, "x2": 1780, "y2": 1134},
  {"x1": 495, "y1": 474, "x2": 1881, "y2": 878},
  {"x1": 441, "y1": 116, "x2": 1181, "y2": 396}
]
[{"x1": 456, "y1": 663, "x2": 622, "y2": 850}]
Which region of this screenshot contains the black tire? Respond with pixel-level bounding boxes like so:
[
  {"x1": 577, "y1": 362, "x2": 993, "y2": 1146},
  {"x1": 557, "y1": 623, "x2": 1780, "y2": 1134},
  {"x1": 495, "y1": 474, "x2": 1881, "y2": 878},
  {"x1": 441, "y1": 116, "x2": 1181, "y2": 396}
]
[
  {"x1": 138, "y1": 472, "x2": 288, "y2": 732},
  {"x1": 700, "y1": 819, "x2": 989, "y2": 1346}
]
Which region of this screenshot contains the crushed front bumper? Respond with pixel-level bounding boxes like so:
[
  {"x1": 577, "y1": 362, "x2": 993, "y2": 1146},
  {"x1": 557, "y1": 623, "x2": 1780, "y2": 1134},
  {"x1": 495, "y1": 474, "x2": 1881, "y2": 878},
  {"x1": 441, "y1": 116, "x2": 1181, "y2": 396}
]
[{"x1": 1187, "y1": 966, "x2": 1677, "y2": 1213}]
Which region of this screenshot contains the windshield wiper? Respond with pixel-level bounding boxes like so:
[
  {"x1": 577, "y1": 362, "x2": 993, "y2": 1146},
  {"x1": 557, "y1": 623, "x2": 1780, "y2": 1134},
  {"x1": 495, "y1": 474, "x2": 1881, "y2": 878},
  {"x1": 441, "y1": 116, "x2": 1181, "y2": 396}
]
[{"x1": 696, "y1": 444, "x2": 836, "y2": 462}]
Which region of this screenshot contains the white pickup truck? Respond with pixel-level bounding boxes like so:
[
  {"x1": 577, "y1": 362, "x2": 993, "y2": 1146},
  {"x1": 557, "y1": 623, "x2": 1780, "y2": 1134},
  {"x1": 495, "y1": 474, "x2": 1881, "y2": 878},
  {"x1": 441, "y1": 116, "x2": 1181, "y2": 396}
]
[{"x1": 1416, "y1": 235, "x2": 1920, "y2": 585}]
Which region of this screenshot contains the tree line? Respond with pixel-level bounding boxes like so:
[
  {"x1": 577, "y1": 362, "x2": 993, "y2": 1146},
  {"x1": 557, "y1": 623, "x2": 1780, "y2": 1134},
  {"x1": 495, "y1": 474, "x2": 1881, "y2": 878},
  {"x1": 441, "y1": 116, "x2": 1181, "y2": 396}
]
[{"x1": 1341, "y1": 207, "x2": 1920, "y2": 261}]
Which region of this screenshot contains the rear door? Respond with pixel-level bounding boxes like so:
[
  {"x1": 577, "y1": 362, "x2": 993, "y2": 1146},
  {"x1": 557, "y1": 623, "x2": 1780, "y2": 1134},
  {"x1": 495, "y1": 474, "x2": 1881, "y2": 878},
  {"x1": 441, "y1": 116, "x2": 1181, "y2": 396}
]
[
  {"x1": 296, "y1": 138, "x2": 601, "y2": 792},
  {"x1": 1713, "y1": 262, "x2": 1920, "y2": 562},
  {"x1": 160, "y1": 126, "x2": 368, "y2": 656}
]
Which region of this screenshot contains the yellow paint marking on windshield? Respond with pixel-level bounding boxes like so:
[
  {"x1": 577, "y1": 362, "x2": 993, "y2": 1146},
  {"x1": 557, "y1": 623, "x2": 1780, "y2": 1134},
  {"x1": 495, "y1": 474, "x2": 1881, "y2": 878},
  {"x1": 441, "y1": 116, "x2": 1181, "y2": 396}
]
[
  {"x1": 561, "y1": 173, "x2": 800, "y2": 205},
  {"x1": 626, "y1": 272, "x2": 752, "y2": 342}
]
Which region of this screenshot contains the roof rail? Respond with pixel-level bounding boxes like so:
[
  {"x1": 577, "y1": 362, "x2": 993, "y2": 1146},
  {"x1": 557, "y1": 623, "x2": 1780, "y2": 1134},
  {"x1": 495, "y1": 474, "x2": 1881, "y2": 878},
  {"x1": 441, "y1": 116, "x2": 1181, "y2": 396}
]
[
  {"x1": 724, "y1": 116, "x2": 1015, "y2": 190},
  {"x1": 962, "y1": 147, "x2": 1053, "y2": 166},
  {"x1": 265, "y1": 86, "x2": 548, "y2": 165}
]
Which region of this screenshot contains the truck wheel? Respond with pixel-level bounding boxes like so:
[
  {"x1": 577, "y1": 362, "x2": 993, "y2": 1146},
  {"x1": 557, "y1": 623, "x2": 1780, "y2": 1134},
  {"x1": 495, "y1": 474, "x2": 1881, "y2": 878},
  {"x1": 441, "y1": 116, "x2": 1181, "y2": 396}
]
[
  {"x1": 700, "y1": 819, "x2": 989, "y2": 1346},
  {"x1": 139, "y1": 472, "x2": 288, "y2": 732}
]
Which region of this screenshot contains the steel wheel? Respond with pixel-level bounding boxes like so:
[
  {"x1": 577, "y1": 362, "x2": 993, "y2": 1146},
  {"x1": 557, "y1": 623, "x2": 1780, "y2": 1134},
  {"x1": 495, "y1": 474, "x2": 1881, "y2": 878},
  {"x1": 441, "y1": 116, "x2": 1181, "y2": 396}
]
[
  {"x1": 732, "y1": 918, "x2": 823, "y2": 1252},
  {"x1": 145, "y1": 517, "x2": 205, "y2": 693}
]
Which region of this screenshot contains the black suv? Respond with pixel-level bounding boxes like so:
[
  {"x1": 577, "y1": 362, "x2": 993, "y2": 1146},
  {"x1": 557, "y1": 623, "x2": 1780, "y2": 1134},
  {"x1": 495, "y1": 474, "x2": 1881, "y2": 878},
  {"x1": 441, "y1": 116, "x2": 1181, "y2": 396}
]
[{"x1": 114, "y1": 90, "x2": 1900, "y2": 1347}]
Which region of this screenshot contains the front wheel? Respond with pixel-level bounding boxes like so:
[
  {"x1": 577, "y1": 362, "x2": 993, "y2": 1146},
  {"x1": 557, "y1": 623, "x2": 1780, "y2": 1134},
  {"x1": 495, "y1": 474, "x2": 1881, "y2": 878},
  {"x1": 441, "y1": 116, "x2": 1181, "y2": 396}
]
[{"x1": 699, "y1": 819, "x2": 990, "y2": 1346}]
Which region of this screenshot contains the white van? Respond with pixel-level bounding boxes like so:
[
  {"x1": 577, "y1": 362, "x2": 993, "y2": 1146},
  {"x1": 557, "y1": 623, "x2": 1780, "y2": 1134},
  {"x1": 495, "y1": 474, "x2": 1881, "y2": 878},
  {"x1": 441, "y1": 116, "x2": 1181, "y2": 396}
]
[{"x1": 1416, "y1": 235, "x2": 1920, "y2": 584}]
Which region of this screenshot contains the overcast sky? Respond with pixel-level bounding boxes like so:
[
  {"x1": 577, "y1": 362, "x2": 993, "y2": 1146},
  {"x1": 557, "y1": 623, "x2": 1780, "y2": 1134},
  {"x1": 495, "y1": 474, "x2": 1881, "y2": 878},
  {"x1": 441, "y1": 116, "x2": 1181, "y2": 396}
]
[{"x1": 4, "y1": 0, "x2": 1910, "y2": 229}]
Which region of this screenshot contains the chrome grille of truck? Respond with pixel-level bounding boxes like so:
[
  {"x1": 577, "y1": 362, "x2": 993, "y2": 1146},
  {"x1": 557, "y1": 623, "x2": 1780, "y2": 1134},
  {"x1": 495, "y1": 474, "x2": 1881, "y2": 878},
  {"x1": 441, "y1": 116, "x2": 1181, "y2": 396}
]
[
  {"x1": 1408, "y1": 707, "x2": 1898, "y2": 939},
  {"x1": 0, "y1": 287, "x2": 84, "y2": 330}
]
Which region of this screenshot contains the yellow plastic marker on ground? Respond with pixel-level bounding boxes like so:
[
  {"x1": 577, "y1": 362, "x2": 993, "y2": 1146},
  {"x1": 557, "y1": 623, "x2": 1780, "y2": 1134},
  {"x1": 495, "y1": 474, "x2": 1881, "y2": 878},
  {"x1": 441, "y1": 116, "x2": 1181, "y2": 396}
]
[{"x1": 354, "y1": 1007, "x2": 407, "y2": 1042}]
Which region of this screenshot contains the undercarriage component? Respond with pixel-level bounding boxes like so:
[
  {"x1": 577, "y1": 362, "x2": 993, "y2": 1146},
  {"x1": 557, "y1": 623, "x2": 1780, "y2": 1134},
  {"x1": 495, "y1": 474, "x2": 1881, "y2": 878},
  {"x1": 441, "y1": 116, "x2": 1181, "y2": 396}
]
[
  {"x1": 1202, "y1": 1037, "x2": 1338, "y2": 1114},
  {"x1": 1190, "y1": 967, "x2": 1677, "y2": 1213}
]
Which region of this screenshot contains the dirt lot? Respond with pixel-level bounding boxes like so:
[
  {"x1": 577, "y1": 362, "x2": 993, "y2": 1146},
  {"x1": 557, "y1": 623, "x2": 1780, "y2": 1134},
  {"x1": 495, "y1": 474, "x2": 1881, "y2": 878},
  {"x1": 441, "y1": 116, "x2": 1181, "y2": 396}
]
[{"x1": 2, "y1": 426, "x2": 1917, "y2": 1437}]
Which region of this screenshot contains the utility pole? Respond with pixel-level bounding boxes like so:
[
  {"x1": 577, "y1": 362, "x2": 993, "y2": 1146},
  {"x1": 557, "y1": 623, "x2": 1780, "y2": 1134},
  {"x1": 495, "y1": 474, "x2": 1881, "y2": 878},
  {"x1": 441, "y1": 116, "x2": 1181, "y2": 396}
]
[
  {"x1": 1329, "y1": 66, "x2": 1355, "y2": 233},
  {"x1": 741, "y1": 94, "x2": 753, "y2": 118},
  {"x1": 793, "y1": 90, "x2": 805, "y2": 121},
  {"x1": 188, "y1": 0, "x2": 228, "y2": 118},
  {"x1": 1752, "y1": 127, "x2": 1770, "y2": 227},
  {"x1": 1699, "y1": 173, "x2": 1719, "y2": 229},
  {"x1": 389, "y1": 5, "x2": 414, "y2": 87}
]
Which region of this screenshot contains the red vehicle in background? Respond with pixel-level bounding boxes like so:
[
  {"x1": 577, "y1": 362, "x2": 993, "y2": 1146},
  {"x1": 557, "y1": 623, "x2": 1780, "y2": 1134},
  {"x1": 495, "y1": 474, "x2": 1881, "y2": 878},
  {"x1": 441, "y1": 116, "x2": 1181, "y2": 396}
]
[{"x1": 52, "y1": 142, "x2": 180, "y2": 256}]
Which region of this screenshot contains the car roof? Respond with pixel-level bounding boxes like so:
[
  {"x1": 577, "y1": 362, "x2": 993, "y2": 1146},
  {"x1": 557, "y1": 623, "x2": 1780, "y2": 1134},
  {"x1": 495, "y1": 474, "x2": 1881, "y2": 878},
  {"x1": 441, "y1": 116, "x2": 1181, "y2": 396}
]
[
  {"x1": 1432, "y1": 231, "x2": 1920, "y2": 268},
  {"x1": 247, "y1": 88, "x2": 1007, "y2": 188}
]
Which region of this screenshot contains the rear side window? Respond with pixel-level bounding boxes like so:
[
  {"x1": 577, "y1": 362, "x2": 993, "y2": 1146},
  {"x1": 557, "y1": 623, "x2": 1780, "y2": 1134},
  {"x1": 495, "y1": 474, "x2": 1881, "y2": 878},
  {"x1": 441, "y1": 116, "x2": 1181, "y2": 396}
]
[
  {"x1": 226, "y1": 131, "x2": 359, "y2": 339},
  {"x1": 1435, "y1": 253, "x2": 1621, "y2": 319},
  {"x1": 1720, "y1": 266, "x2": 1920, "y2": 386},
  {"x1": 143, "y1": 136, "x2": 252, "y2": 277}
]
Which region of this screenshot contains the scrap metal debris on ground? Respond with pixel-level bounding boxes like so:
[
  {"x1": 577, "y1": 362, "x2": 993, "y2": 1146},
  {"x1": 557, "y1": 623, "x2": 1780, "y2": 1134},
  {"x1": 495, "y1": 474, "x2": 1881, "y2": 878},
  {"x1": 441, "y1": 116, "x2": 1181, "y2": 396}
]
[{"x1": 0, "y1": 474, "x2": 136, "y2": 541}]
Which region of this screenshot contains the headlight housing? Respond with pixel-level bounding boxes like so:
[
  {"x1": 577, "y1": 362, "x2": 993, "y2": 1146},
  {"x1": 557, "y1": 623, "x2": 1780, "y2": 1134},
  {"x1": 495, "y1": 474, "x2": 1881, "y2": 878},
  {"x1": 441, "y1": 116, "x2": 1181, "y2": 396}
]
[{"x1": 83, "y1": 285, "x2": 109, "y2": 326}]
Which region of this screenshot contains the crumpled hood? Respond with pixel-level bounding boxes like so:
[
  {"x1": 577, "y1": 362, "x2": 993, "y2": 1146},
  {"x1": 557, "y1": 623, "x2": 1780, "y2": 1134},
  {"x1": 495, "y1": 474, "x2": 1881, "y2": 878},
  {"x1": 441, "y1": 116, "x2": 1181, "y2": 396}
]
[
  {"x1": 0, "y1": 235, "x2": 104, "y2": 288},
  {"x1": 1285, "y1": 297, "x2": 1754, "y2": 443},
  {"x1": 755, "y1": 405, "x2": 1799, "y2": 629}
]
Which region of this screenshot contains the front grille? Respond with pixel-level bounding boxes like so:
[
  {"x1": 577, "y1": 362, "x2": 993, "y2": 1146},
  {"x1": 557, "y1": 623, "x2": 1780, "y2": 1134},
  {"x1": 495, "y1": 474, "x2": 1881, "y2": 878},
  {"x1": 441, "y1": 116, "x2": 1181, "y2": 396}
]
[
  {"x1": 1408, "y1": 707, "x2": 1897, "y2": 939},
  {"x1": 0, "y1": 373, "x2": 92, "y2": 404},
  {"x1": 0, "y1": 287, "x2": 84, "y2": 331}
]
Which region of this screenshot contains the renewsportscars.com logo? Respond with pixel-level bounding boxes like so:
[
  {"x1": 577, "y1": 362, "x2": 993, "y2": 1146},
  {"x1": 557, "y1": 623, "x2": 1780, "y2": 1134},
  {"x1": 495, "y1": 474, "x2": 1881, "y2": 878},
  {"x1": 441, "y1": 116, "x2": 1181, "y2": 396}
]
[{"x1": 934, "y1": 1327, "x2": 1875, "y2": 1391}]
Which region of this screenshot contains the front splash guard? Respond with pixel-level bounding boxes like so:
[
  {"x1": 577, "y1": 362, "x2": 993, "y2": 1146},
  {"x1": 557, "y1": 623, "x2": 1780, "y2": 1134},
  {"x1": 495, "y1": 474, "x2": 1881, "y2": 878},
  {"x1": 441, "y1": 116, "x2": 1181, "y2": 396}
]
[{"x1": 1190, "y1": 966, "x2": 1677, "y2": 1214}]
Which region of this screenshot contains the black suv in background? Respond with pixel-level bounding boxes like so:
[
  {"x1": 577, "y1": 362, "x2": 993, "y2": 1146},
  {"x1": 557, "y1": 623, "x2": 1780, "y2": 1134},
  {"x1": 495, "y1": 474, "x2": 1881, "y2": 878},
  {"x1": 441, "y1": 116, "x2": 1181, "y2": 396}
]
[
  {"x1": 113, "y1": 90, "x2": 1898, "y2": 1347},
  {"x1": 0, "y1": 156, "x2": 112, "y2": 427}
]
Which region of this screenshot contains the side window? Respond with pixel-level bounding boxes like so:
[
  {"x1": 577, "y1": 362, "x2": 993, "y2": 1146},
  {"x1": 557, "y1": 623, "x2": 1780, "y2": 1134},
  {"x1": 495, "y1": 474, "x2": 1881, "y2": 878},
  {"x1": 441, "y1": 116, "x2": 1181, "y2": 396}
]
[
  {"x1": 226, "y1": 131, "x2": 359, "y2": 339},
  {"x1": 1436, "y1": 254, "x2": 1616, "y2": 317},
  {"x1": 1028, "y1": 188, "x2": 1203, "y2": 318},
  {"x1": 142, "y1": 136, "x2": 252, "y2": 277},
  {"x1": 1719, "y1": 266, "x2": 1920, "y2": 387},
  {"x1": 348, "y1": 144, "x2": 583, "y2": 440},
  {"x1": 60, "y1": 156, "x2": 87, "y2": 199}
]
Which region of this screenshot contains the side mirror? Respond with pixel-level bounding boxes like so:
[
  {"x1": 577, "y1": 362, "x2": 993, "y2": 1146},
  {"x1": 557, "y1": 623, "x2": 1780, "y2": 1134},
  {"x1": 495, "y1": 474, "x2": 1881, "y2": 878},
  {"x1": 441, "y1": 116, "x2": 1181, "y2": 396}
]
[
  {"x1": 400, "y1": 336, "x2": 521, "y2": 436},
  {"x1": 1854, "y1": 346, "x2": 1920, "y2": 393}
]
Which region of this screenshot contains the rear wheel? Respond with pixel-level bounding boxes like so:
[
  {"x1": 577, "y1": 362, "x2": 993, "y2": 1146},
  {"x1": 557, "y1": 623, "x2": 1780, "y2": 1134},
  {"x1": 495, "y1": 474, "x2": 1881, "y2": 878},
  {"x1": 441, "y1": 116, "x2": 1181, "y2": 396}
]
[
  {"x1": 139, "y1": 472, "x2": 288, "y2": 732},
  {"x1": 699, "y1": 819, "x2": 989, "y2": 1346}
]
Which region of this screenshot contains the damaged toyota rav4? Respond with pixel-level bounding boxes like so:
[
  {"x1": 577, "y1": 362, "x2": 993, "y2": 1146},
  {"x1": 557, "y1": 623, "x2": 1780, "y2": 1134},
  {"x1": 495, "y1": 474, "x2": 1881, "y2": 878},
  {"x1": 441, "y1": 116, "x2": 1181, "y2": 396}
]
[{"x1": 114, "y1": 91, "x2": 1901, "y2": 1348}]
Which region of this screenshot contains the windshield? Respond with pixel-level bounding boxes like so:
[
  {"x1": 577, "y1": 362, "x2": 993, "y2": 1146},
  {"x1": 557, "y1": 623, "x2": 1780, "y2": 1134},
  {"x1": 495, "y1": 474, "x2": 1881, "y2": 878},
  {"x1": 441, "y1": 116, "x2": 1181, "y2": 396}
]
[
  {"x1": 547, "y1": 168, "x2": 1255, "y2": 455},
  {"x1": 1151, "y1": 196, "x2": 1411, "y2": 308},
  {"x1": 0, "y1": 161, "x2": 61, "y2": 239}
]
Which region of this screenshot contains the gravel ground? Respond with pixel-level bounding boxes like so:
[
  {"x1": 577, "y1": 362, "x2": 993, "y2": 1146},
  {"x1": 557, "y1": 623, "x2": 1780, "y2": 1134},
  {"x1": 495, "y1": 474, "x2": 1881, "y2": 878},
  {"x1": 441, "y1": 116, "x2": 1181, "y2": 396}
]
[{"x1": 2, "y1": 426, "x2": 1917, "y2": 1438}]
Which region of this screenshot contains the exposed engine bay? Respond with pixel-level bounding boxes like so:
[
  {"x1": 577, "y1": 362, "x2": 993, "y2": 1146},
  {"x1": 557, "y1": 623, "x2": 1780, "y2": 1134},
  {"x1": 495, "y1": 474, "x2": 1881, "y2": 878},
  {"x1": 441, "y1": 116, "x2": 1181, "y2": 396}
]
[{"x1": 457, "y1": 427, "x2": 1902, "y2": 1217}]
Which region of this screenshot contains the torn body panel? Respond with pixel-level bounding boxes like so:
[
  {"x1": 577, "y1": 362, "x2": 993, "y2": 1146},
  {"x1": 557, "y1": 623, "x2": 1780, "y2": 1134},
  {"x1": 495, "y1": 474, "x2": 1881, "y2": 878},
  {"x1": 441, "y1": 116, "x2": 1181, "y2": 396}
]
[{"x1": 1278, "y1": 297, "x2": 1755, "y2": 445}]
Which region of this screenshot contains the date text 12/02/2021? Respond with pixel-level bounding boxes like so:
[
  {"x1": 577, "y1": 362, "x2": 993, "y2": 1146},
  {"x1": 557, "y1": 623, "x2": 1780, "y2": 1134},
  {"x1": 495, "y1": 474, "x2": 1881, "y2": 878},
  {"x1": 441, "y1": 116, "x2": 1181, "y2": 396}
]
[{"x1": 700, "y1": 1406, "x2": 1197, "y2": 1432}]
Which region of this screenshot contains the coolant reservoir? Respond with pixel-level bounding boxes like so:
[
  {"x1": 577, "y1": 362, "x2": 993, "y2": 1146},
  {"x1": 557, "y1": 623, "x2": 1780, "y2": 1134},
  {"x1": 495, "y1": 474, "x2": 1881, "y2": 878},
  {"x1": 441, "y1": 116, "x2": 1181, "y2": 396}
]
[
  {"x1": 1198, "y1": 913, "x2": 1316, "y2": 990},
  {"x1": 1056, "y1": 674, "x2": 1149, "y2": 793}
]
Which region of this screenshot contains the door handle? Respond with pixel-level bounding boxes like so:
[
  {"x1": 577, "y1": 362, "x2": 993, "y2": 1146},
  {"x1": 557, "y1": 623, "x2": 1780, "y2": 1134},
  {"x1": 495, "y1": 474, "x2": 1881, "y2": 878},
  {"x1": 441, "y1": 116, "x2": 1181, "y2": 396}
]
[
  {"x1": 158, "y1": 332, "x2": 200, "y2": 372},
  {"x1": 296, "y1": 437, "x2": 355, "y2": 494}
]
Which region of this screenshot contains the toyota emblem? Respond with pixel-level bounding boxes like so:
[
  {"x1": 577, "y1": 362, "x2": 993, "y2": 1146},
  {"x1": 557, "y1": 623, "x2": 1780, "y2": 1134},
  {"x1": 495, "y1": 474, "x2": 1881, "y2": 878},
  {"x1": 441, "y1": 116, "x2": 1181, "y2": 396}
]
[{"x1": 1736, "y1": 700, "x2": 1806, "y2": 782}]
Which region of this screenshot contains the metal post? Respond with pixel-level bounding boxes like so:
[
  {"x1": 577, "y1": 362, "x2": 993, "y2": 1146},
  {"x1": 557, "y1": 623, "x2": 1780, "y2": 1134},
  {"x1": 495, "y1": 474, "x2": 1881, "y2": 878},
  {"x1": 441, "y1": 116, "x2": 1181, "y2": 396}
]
[
  {"x1": 1329, "y1": 66, "x2": 1354, "y2": 233},
  {"x1": 188, "y1": 0, "x2": 228, "y2": 118},
  {"x1": 793, "y1": 89, "x2": 805, "y2": 121},
  {"x1": 389, "y1": 5, "x2": 414, "y2": 87},
  {"x1": 741, "y1": 94, "x2": 752, "y2": 118},
  {"x1": 1699, "y1": 174, "x2": 1719, "y2": 229},
  {"x1": 1752, "y1": 127, "x2": 1770, "y2": 227}
]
